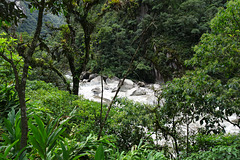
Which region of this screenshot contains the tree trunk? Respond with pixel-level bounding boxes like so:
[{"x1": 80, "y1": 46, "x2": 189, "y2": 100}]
[
  {"x1": 18, "y1": 87, "x2": 28, "y2": 149},
  {"x1": 72, "y1": 74, "x2": 80, "y2": 95},
  {"x1": 84, "y1": 34, "x2": 91, "y2": 71},
  {"x1": 1, "y1": 0, "x2": 45, "y2": 152},
  {"x1": 66, "y1": 52, "x2": 81, "y2": 95},
  {"x1": 18, "y1": 0, "x2": 45, "y2": 150},
  {"x1": 14, "y1": 61, "x2": 29, "y2": 151},
  {"x1": 173, "y1": 135, "x2": 179, "y2": 157},
  {"x1": 172, "y1": 117, "x2": 179, "y2": 156}
]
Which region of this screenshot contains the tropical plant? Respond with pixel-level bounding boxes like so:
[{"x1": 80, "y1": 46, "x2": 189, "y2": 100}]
[
  {"x1": 28, "y1": 115, "x2": 68, "y2": 160},
  {"x1": 53, "y1": 138, "x2": 89, "y2": 160},
  {"x1": 0, "y1": 109, "x2": 26, "y2": 160},
  {"x1": 107, "y1": 98, "x2": 154, "y2": 151},
  {"x1": 0, "y1": 84, "x2": 19, "y2": 121},
  {"x1": 185, "y1": 133, "x2": 240, "y2": 160},
  {"x1": 109, "y1": 139, "x2": 167, "y2": 160}
]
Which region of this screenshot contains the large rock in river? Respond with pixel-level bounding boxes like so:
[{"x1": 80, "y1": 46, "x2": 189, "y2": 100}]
[
  {"x1": 88, "y1": 73, "x2": 98, "y2": 82},
  {"x1": 90, "y1": 75, "x2": 101, "y2": 84},
  {"x1": 130, "y1": 88, "x2": 147, "y2": 96},
  {"x1": 137, "y1": 81, "x2": 145, "y2": 87},
  {"x1": 112, "y1": 79, "x2": 135, "y2": 92},
  {"x1": 106, "y1": 76, "x2": 120, "y2": 84},
  {"x1": 91, "y1": 87, "x2": 101, "y2": 95},
  {"x1": 80, "y1": 71, "x2": 91, "y2": 80}
]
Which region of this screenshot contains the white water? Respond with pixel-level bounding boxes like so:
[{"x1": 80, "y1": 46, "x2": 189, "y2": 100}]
[
  {"x1": 78, "y1": 76, "x2": 160, "y2": 105},
  {"x1": 65, "y1": 74, "x2": 239, "y2": 135}
]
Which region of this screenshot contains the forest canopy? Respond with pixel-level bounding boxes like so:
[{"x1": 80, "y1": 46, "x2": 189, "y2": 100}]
[{"x1": 0, "y1": 0, "x2": 239, "y2": 159}]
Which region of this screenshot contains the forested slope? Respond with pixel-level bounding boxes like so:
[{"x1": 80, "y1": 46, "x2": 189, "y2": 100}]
[
  {"x1": 16, "y1": 1, "x2": 65, "y2": 34},
  {"x1": 0, "y1": 0, "x2": 239, "y2": 159}
]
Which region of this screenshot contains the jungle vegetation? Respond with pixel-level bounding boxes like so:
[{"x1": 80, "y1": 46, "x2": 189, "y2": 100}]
[{"x1": 0, "y1": 0, "x2": 239, "y2": 159}]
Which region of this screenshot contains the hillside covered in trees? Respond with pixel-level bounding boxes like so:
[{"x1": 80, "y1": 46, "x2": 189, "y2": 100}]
[{"x1": 0, "y1": 0, "x2": 239, "y2": 159}]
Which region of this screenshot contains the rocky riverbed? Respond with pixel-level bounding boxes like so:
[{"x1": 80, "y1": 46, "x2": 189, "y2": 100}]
[
  {"x1": 65, "y1": 72, "x2": 239, "y2": 135},
  {"x1": 78, "y1": 75, "x2": 161, "y2": 105}
]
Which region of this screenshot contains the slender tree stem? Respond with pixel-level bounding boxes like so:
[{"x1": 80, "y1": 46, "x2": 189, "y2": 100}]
[
  {"x1": 99, "y1": 75, "x2": 104, "y2": 133},
  {"x1": 97, "y1": 24, "x2": 151, "y2": 139}
]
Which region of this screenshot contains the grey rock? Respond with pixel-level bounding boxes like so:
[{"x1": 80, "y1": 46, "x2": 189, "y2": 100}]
[
  {"x1": 231, "y1": 118, "x2": 240, "y2": 124},
  {"x1": 112, "y1": 87, "x2": 117, "y2": 92},
  {"x1": 82, "y1": 79, "x2": 88, "y2": 83},
  {"x1": 119, "y1": 79, "x2": 135, "y2": 92},
  {"x1": 104, "y1": 86, "x2": 110, "y2": 90},
  {"x1": 137, "y1": 81, "x2": 145, "y2": 87},
  {"x1": 80, "y1": 71, "x2": 91, "y2": 80},
  {"x1": 111, "y1": 79, "x2": 135, "y2": 92},
  {"x1": 106, "y1": 76, "x2": 120, "y2": 84},
  {"x1": 89, "y1": 74, "x2": 100, "y2": 82},
  {"x1": 91, "y1": 87, "x2": 101, "y2": 95},
  {"x1": 130, "y1": 88, "x2": 147, "y2": 96}
]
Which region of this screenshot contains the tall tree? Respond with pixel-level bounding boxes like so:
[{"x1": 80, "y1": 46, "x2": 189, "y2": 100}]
[
  {"x1": 43, "y1": 0, "x2": 136, "y2": 95},
  {"x1": 0, "y1": 0, "x2": 61, "y2": 150}
]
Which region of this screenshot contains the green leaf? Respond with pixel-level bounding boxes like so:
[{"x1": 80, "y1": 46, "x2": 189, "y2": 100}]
[
  {"x1": 30, "y1": 7, "x2": 35, "y2": 13},
  {"x1": 29, "y1": 136, "x2": 45, "y2": 158},
  {"x1": 72, "y1": 153, "x2": 89, "y2": 160},
  {"x1": 94, "y1": 144, "x2": 104, "y2": 160},
  {"x1": 29, "y1": 122, "x2": 45, "y2": 148},
  {"x1": 34, "y1": 115, "x2": 47, "y2": 139},
  {"x1": 60, "y1": 141, "x2": 69, "y2": 160},
  {"x1": 4, "y1": 118, "x2": 13, "y2": 135},
  {"x1": 14, "y1": 147, "x2": 27, "y2": 160},
  {"x1": 47, "y1": 128, "x2": 65, "y2": 152},
  {"x1": 4, "y1": 139, "x2": 19, "y2": 158}
]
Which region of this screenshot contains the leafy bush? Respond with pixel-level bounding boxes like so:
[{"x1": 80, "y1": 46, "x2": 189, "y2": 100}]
[
  {"x1": 107, "y1": 98, "x2": 155, "y2": 151},
  {"x1": 26, "y1": 81, "x2": 156, "y2": 152},
  {"x1": 191, "y1": 133, "x2": 240, "y2": 152},
  {"x1": 109, "y1": 139, "x2": 167, "y2": 160},
  {"x1": 28, "y1": 115, "x2": 68, "y2": 160},
  {"x1": 0, "y1": 109, "x2": 24, "y2": 159},
  {"x1": 183, "y1": 133, "x2": 240, "y2": 160},
  {"x1": 186, "y1": 144, "x2": 240, "y2": 160},
  {"x1": 0, "y1": 108, "x2": 117, "y2": 160},
  {"x1": 70, "y1": 99, "x2": 104, "y2": 137},
  {"x1": 26, "y1": 80, "x2": 105, "y2": 140},
  {"x1": 26, "y1": 80, "x2": 78, "y2": 118},
  {"x1": 0, "y1": 84, "x2": 19, "y2": 121}
]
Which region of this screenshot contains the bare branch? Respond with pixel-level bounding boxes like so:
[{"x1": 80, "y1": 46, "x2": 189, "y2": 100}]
[{"x1": 97, "y1": 22, "x2": 152, "y2": 139}]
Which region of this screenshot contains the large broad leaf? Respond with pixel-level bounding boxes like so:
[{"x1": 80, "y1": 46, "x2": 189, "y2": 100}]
[
  {"x1": 47, "y1": 128, "x2": 66, "y2": 152},
  {"x1": 94, "y1": 144, "x2": 104, "y2": 160},
  {"x1": 60, "y1": 141, "x2": 69, "y2": 160}
]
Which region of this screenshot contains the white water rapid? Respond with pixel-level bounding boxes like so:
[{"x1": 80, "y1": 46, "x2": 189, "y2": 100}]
[
  {"x1": 78, "y1": 76, "x2": 160, "y2": 105},
  {"x1": 65, "y1": 73, "x2": 239, "y2": 135}
]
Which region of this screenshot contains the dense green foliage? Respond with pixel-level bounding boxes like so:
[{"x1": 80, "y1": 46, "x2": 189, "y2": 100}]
[
  {"x1": 150, "y1": 0, "x2": 240, "y2": 157},
  {"x1": 19, "y1": 0, "x2": 226, "y2": 84},
  {"x1": 1, "y1": 0, "x2": 240, "y2": 159},
  {"x1": 159, "y1": 0, "x2": 240, "y2": 134},
  {"x1": 0, "y1": 80, "x2": 239, "y2": 159},
  {"x1": 92, "y1": 0, "x2": 227, "y2": 82},
  {"x1": 16, "y1": 1, "x2": 65, "y2": 34},
  {"x1": 0, "y1": 80, "x2": 164, "y2": 159}
]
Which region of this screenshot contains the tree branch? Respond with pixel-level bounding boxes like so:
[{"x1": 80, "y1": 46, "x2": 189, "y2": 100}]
[
  {"x1": 0, "y1": 51, "x2": 20, "y2": 91},
  {"x1": 29, "y1": 57, "x2": 71, "y2": 93}
]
